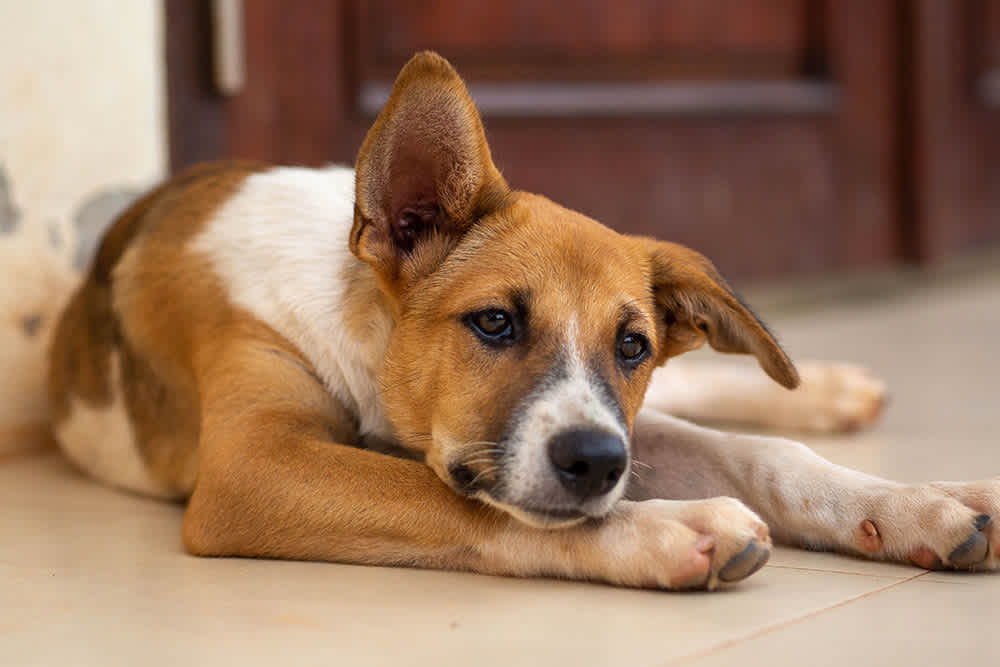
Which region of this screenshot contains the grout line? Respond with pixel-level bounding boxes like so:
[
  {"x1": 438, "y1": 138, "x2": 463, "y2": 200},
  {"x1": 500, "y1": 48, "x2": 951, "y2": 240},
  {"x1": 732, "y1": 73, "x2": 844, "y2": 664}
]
[
  {"x1": 665, "y1": 570, "x2": 928, "y2": 667},
  {"x1": 765, "y1": 564, "x2": 910, "y2": 579}
]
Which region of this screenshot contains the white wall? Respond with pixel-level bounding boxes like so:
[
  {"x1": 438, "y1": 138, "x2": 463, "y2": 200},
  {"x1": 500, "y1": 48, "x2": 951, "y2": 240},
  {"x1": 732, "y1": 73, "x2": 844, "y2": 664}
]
[
  {"x1": 0, "y1": 1, "x2": 167, "y2": 434},
  {"x1": 0, "y1": 0, "x2": 167, "y2": 254}
]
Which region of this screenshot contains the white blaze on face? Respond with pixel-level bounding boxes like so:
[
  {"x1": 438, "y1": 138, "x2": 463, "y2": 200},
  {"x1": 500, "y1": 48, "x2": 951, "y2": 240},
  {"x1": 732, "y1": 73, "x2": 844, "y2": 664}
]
[{"x1": 499, "y1": 319, "x2": 629, "y2": 514}]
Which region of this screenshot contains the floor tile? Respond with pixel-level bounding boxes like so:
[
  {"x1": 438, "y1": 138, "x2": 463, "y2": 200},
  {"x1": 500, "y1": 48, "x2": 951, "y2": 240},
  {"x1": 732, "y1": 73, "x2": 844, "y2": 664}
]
[
  {"x1": 1, "y1": 455, "x2": 902, "y2": 667},
  {"x1": 679, "y1": 577, "x2": 999, "y2": 666},
  {"x1": 2, "y1": 270, "x2": 999, "y2": 666},
  {"x1": 767, "y1": 546, "x2": 914, "y2": 579}
]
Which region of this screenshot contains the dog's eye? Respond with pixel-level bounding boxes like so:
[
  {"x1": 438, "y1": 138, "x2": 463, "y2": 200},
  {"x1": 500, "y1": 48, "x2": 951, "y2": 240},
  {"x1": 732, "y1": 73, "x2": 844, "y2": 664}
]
[
  {"x1": 466, "y1": 309, "x2": 514, "y2": 344},
  {"x1": 618, "y1": 333, "x2": 649, "y2": 365}
]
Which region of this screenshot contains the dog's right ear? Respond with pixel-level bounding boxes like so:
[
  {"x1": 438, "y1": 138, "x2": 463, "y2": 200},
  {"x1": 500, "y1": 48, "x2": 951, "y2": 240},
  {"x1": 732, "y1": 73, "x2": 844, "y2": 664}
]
[{"x1": 351, "y1": 51, "x2": 509, "y2": 290}]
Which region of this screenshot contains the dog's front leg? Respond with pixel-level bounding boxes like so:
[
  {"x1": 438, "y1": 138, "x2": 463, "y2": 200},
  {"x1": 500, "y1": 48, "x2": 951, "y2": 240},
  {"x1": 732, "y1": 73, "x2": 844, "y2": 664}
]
[
  {"x1": 182, "y1": 344, "x2": 747, "y2": 589},
  {"x1": 629, "y1": 409, "x2": 999, "y2": 570}
]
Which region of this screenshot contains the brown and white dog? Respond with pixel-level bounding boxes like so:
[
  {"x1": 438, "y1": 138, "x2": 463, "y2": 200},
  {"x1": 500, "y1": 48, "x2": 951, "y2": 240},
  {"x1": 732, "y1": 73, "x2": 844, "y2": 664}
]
[{"x1": 44, "y1": 52, "x2": 998, "y2": 589}]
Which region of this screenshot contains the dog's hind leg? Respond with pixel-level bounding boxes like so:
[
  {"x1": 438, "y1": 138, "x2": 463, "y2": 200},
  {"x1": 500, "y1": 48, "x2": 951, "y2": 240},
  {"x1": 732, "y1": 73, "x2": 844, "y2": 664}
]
[
  {"x1": 629, "y1": 408, "x2": 999, "y2": 571},
  {"x1": 643, "y1": 359, "x2": 887, "y2": 433}
]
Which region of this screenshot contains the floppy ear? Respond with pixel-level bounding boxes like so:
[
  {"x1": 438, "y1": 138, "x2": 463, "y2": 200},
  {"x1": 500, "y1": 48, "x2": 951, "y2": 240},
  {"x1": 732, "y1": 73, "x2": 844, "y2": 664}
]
[
  {"x1": 351, "y1": 51, "x2": 509, "y2": 288},
  {"x1": 645, "y1": 240, "x2": 800, "y2": 389}
]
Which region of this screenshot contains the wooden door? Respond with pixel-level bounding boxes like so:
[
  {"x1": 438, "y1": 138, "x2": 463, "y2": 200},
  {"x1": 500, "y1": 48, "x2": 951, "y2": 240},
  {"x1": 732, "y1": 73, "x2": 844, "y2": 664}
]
[
  {"x1": 908, "y1": 0, "x2": 1000, "y2": 261},
  {"x1": 168, "y1": 1, "x2": 902, "y2": 281}
]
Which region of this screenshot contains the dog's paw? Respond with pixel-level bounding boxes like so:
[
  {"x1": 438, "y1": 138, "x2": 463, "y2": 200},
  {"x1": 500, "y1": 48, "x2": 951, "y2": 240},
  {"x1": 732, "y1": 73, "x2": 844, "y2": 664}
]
[
  {"x1": 778, "y1": 362, "x2": 887, "y2": 433},
  {"x1": 603, "y1": 498, "x2": 771, "y2": 590},
  {"x1": 927, "y1": 479, "x2": 1000, "y2": 570},
  {"x1": 851, "y1": 480, "x2": 999, "y2": 570},
  {"x1": 668, "y1": 497, "x2": 772, "y2": 588}
]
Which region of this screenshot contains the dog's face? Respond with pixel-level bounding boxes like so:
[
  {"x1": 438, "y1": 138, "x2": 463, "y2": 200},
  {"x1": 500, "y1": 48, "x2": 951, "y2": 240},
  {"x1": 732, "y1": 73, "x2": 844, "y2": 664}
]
[
  {"x1": 351, "y1": 53, "x2": 798, "y2": 527},
  {"x1": 381, "y1": 196, "x2": 664, "y2": 525}
]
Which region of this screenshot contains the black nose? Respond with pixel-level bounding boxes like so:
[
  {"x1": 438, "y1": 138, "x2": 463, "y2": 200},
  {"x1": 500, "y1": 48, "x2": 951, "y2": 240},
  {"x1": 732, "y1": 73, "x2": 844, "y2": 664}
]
[{"x1": 548, "y1": 428, "x2": 627, "y2": 500}]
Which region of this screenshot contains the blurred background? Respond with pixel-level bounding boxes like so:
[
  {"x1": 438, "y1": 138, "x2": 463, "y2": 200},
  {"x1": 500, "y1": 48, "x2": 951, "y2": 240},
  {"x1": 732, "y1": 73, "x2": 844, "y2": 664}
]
[
  {"x1": 1, "y1": 0, "x2": 999, "y2": 283},
  {"x1": 1, "y1": 6, "x2": 999, "y2": 658}
]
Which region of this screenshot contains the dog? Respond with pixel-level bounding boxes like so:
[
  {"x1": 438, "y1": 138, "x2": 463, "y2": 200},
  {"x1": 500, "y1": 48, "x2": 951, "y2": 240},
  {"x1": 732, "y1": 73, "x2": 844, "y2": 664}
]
[{"x1": 42, "y1": 52, "x2": 997, "y2": 589}]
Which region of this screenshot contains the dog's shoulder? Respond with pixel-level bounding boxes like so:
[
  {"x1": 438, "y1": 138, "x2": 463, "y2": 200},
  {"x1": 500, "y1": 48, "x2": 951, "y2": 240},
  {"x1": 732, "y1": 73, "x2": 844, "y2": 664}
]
[
  {"x1": 193, "y1": 163, "x2": 356, "y2": 274},
  {"x1": 191, "y1": 164, "x2": 394, "y2": 438}
]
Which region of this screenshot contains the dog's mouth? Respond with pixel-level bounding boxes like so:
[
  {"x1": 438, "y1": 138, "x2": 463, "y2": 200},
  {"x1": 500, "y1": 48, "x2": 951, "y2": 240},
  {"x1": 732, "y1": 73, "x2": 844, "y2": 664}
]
[
  {"x1": 447, "y1": 462, "x2": 497, "y2": 496},
  {"x1": 443, "y1": 440, "x2": 626, "y2": 529},
  {"x1": 474, "y1": 492, "x2": 590, "y2": 529},
  {"x1": 447, "y1": 462, "x2": 587, "y2": 527}
]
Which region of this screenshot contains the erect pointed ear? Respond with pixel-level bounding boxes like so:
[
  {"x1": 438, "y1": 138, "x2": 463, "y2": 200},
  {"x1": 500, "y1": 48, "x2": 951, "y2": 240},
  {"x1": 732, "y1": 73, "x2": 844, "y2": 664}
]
[
  {"x1": 645, "y1": 240, "x2": 800, "y2": 389},
  {"x1": 350, "y1": 51, "x2": 509, "y2": 287}
]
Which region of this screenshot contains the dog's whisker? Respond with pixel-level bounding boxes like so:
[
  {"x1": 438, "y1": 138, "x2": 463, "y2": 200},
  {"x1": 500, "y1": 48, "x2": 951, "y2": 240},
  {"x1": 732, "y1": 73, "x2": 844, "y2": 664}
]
[
  {"x1": 461, "y1": 440, "x2": 500, "y2": 449},
  {"x1": 469, "y1": 467, "x2": 499, "y2": 486},
  {"x1": 460, "y1": 456, "x2": 497, "y2": 464},
  {"x1": 467, "y1": 452, "x2": 502, "y2": 459},
  {"x1": 460, "y1": 459, "x2": 500, "y2": 469}
]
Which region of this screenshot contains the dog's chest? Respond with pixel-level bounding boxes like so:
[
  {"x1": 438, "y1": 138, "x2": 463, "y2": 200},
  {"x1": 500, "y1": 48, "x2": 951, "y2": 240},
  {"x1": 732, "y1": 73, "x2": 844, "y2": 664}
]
[{"x1": 192, "y1": 165, "x2": 395, "y2": 440}]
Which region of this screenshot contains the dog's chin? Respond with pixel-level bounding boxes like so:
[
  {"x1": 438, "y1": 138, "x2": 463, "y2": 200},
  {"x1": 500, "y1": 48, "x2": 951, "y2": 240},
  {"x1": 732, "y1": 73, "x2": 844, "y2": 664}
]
[{"x1": 473, "y1": 492, "x2": 596, "y2": 529}]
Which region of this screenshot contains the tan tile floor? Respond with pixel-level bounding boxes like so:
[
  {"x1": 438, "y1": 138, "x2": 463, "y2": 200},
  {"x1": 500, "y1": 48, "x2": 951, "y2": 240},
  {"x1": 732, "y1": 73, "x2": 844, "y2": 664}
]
[{"x1": 2, "y1": 269, "x2": 998, "y2": 666}]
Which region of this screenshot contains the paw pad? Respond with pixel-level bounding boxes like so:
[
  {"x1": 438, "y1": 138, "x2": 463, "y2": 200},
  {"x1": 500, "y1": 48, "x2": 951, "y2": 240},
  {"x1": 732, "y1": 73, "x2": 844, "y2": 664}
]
[{"x1": 857, "y1": 519, "x2": 883, "y2": 552}]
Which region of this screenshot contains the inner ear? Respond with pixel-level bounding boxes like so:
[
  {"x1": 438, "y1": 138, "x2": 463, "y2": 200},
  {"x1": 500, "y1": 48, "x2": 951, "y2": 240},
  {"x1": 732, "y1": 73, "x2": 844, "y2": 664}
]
[
  {"x1": 394, "y1": 204, "x2": 440, "y2": 254},
  {"x1": 352, "y1": 51, "x2": 508, "y2": 282},
  {"x1": 384, "y1": 140, "x2": 467, "y2": 255}
]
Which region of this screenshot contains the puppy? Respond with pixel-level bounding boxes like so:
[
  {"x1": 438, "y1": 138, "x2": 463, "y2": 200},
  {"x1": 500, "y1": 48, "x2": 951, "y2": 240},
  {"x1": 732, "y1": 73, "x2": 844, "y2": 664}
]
[{"x1": 45, "y1": 52, "x2": 997, "y2": 589}]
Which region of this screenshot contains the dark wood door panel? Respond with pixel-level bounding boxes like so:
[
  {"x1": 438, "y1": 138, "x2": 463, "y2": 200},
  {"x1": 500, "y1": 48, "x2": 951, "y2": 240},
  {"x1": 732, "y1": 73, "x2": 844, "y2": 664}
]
[
  {"x1": 984, "y1": 0, "x2": 1000, "y2": 79},
  {"x1": 977, "y1": 0, "x2": 1000, "y2": 251},
  {"x1": 983, "y1": 0, "x2": 1000, "y2": 249},
  {"x1": 166, "y1": 0, "x2": 906, "y2": 280},
  {"x1": 352, "y1": 0, "x2": 900, "y2": 279},
  {"x1": 910, "y1": 0, "x2": 1000, "y2": 261},
  {"x1": 231, "y1": 1, "x2": 350, "y2": 166},
  {"x1": 481, "y1": 117, "x2": 838, "y2": 278},
  {"x1": 362, "y1": 0, "x2": 810, "y2": 81}
]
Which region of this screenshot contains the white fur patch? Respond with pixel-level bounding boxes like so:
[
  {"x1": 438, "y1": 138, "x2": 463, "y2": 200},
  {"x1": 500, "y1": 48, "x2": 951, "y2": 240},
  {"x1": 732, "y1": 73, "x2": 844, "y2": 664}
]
[
  {"x1": 56, "y1": 352, "x2": 170, "y2": 497},
  {"x1": 191, "y1": 166, "x2": 394, "y2": 440},
  {"x1": 501, "y1": 319, "x2": 628, "y2": 513}
]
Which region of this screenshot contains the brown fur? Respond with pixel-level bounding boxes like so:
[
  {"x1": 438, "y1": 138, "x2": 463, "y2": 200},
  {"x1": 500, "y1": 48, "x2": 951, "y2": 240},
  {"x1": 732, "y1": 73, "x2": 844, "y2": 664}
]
[
  {"x1": 646, "y1": 240, "x2": 799, "y2": 388},
  {"x1": 49, "y1": 161, "x2": 272, "y2": 494},
  {"x1": 351, "y1": 51, "x2": 511, "y2": 298},
  {"x1": 45, "y1": 53, "x2": 808, "y2": 588},
  {"x1": 0, "y1": 424, "x2": 57, "y2": 461}
]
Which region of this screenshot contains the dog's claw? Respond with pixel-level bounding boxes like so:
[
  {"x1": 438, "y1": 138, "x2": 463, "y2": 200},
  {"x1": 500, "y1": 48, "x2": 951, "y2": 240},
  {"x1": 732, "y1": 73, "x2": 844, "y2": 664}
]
[
  {"x1": 718, "y1": 541, "x2": 770, "y2": 583},
  {"x1": 948, "y1": 531, "x2": 989, "y2": 568}
]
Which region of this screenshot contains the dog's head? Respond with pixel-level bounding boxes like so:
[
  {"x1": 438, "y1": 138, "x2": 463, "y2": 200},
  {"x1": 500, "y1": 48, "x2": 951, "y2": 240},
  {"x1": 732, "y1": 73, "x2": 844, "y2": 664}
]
[{"x1": 351, "y1": 52, "x2": 798, "y2": 527}]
